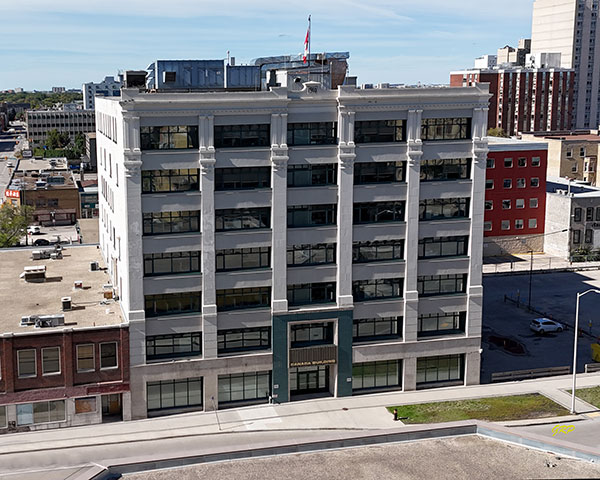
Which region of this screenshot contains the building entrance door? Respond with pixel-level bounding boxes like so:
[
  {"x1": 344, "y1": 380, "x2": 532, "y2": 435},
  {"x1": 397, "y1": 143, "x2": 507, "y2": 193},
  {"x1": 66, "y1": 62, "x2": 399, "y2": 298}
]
[
  {"x1": 290, "y1": 365, "x2": 329, "y2": 396},
  {"x1": 101, "y1": 393, "x2": 122, "y2": 422}
]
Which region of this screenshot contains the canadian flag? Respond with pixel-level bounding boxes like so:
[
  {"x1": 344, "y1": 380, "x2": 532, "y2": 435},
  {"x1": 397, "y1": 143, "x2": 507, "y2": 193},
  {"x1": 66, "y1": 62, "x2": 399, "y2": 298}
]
[{"x1": 303, "y1": 16, "x2": 311, "y2": 64}]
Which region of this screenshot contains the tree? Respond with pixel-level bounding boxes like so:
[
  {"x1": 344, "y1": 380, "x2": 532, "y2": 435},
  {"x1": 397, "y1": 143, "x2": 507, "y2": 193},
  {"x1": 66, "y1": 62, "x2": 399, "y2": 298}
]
[
  {"x1": 0, "y1": 203, "x2": 33, "y2": 248},
  {"x1": 487, "y1": 127, "x2": 509, "y2": 138},
  {"x1": 46, "y1": 129, "x2": 70, "y2": 149},
  {"x1": 73, "y1": 132, "x2": 86, "y2": 157}
]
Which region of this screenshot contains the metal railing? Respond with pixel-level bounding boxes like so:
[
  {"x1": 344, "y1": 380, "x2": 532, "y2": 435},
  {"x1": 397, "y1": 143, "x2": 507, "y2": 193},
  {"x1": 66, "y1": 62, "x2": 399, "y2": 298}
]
[{"x1": 491, "y1": 366, "x2": 570, "y2": 383}]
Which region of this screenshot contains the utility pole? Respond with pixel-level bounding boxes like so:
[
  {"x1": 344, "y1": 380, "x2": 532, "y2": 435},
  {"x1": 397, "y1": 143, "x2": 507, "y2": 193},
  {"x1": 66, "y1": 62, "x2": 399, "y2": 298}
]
[{"x1": 527, "y1": 250, "x2": 533, "y2": 310}]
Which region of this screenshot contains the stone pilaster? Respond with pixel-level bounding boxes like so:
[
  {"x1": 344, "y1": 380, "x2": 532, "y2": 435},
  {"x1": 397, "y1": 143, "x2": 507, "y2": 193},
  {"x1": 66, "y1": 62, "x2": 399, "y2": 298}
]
[
  {"x1": 337, "y1": 109, "x2": 355, "y2": 307},
  {"x1": 271, "y1": 147, "x2": 289, "y2": 313},
  {"x1": 403, "y1": 109, "x2": 423, "y2": 342}
]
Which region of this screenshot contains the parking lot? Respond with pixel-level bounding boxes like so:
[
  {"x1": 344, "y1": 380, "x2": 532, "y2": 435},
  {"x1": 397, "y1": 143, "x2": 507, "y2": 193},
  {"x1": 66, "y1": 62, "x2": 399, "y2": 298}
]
[
  {"x1": 482, "y1": 270, "x2": 600, "y2": 383},
  {"x1": 23, "y1": 224, "x2": 80, "y2": 246}
]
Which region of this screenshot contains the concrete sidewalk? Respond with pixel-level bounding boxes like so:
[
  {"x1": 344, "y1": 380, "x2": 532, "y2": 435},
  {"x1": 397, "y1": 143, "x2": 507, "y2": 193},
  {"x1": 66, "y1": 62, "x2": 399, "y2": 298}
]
[
  {"x1": 484, "y1": 253, "x2": 600, "y2": 275},
  {"x1": 0, "y1": 373, "x2": 599, "y2": 457}
]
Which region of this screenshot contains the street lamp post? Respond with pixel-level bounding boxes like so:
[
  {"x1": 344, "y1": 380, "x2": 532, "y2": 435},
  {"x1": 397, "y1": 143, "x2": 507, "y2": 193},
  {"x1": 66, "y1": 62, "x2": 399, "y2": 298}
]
[
  {"x1": 571, "y1": 288, "x2": 600, "y2": 413},
  {"x1": 527, "y1": 250, "x2": 533, "y2": 310}
]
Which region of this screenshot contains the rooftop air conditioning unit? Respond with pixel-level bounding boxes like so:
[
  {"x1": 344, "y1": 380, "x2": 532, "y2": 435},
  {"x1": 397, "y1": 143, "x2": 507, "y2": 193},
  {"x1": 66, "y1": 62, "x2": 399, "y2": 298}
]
[
  {"x1": 34, "y1": 314, "x2": 65, "y2": 328},
  {"x1": 90, "y1": 261, "x2": 99, "y2": 271},
  {"x1": 61, "y1": 296, "x2": 72, "y2": 311}
]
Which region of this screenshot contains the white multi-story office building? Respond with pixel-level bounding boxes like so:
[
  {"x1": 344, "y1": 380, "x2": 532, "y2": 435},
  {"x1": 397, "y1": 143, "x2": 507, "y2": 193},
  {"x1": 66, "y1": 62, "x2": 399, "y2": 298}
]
[
  {"x1": 531, "y1": 0, "x2": 600, "y2": 128},
  {"x1": 83, "y1": 76, "x2": 122, "y2": 110},
  {"x1": 96, "y1": 81, "x2": 489, "y2": 419},
  {"x1": 26, "y1": 109, "x2": 96, "y2": 144}
]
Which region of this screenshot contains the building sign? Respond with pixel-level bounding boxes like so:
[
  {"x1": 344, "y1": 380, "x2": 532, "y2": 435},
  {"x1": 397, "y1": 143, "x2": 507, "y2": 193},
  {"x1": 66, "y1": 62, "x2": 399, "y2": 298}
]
[
  {"x1": 289, "y1": 359, "x2": 337, "y2": 368},
  {"x1": 289, "y1": 344, "x2": 338, "y2": 367},
  {"x1": 5, "y1": 190, "x2": 20, "y2": 199}
]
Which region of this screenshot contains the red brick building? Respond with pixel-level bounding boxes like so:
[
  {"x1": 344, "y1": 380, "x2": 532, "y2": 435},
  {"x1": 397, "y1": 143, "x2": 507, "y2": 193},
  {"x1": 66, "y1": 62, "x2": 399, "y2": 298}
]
[
  {"x1": 483, "y1": 138, "x2": 549, "y2": 256},
  {"x1": 450, "y1": 68, "x2": 574, "y2": 135},
  {"x1": 0, "y1": 246, "x2": 130, "y2": 431}
]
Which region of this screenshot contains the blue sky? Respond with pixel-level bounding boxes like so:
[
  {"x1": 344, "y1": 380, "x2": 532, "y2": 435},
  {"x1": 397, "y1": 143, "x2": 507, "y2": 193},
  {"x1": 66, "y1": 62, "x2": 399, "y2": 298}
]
[{"x1": 1, "y1": 0, "x2": 534, "y2": 91}]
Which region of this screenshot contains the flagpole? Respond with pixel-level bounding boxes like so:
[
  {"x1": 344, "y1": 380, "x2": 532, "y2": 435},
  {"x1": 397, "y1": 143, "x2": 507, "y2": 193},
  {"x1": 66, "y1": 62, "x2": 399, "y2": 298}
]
[{"x1": 308, "y1": 15, "x2": 311, "y2": 69}]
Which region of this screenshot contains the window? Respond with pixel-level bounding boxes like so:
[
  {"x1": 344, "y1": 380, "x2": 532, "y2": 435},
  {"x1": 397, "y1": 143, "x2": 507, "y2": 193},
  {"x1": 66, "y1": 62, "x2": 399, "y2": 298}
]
[
  {"x1": 146, "y1": 333, "x2": 202, "y2": 361},
  {"x1": 144, "y1": 292, "x2": 202, "y2": 317},
  {"x1": 290, "y1": 322, "x2": 334, "y2": 347},
  {"x1": 573, "y1": 229, "x2": 582, "y2": 244},
  {"x1": 354, "y1": 120, "x2": 405, "y2": 143},
  {"x1": 144, "y1": 251, "x2": 201, "y2": 277},
  {"x1": 214, "y1": 124, "x2": 270, "y2": 148},
  {"x1": 218, "y1": 371, "x2": 271, "y2": 404},
  {"x1": 502, "y1": 200, "x2": 511, "y2": 210},
  {"x1": 418, "y1": 312, "x2": 466, "y2": 337},
  {"x1": 416, "y1": 354, "x2": 464, "y2": 386},
  {"x1": 353, "y1": 317, "x2": 402, "y2": 342},
  {"x1": 217, "y1": 287, "x2": 271, "y2": 311},
  {"x1": 76, "y1": 344, "x2": 95, "y2": 372},
  {"x1": 75, "y1": 397, "x2": 97, "y2": 414},
  {"x1": 486, "y1": 158, "x2": 495, "y2": 168},
  {"x1": 501, "y1": 220, "x2": 510, "y2": 230},
  {"x1": 288, "y1": 243, "x2": 336, "y2": 267},
  {"x1": 484, "y1": 221, "x2": 492, "y2": 231},
  {"x1": 530, "y1": 177, "x2": 540, "y2": 187},
  {"x1": 352, "y1": 278, "x2": 403, "y2": 301},
  {"x1": 503, "y1": 179, "x2": 512, "y2": 188},
  {"x1": 216, "y1": 247, "x2": 271, "y2": 271},
  {"x1": 419, "y1": 198, "x2": 469, "y2": 221},
  {"x1": 354, "y1": 162, "x2": 405, "y2": 184},
  {"x1": 288, "y1": 164, "x2": 337, "y2": 187},
  {"x1": 0, "y1": 406, "x2": 5, "y2": 428},
  {"x1": 485, "y1": 179, "x2": 494, "y2": 190},
  {"x1": 528, "y1": 218, "x2": 537, "y2": 228},
  {"x1": 41, "y1": 347, "x2": 60, "y2": 375},
  {"x1": 485, "y1": 200, "x2": 493, "y2": 210},
  {"x1": 418, "y1": 236, "x2": 468, "y2": 259},
  {"x1": 354, "y1": 202, "x2": 405, "y2": 224},
  {"x1": 586, "y1": 229, "x2": 594, "y2": 243},
  {"x1": 140, "y1": 126, "x2": 199, "y2": 150},
  {"x1": 580, "y1": 147, "x2": 586, "y2": 157},
  {"x1": 146, "y1": 378, "x2": 202, "y2": 411},
  {"x1": 504, "y1": 158, "x2": 513, "y2": 168},
  {"x1": 515, "y1": 219, "x2": 524, "y2": 229},
  {"x1": 531, "y1": 157, "x2": 541, "y2": 167},
  {"x1": 287, "y1": 122, "x2": 337, "y2": 145},
  {"x1": 287, "y1": 283, "x2": 336, "y2": 306},
  {"x1": 572, "y1": 163, "x2": 578, "y2": 173},
  {"x1": 516, "y1": 199, "x2": 525, "y2": 209},
  {"x1": 215, "y1": 208, "x2": 270, "y2": 231},
  {"x1": 215, "y1": 167, "x2": 270, "y2": 190},
  {"x1": 530, "y1": 198, "x2": 539, "y2": 208},
  {"x1": 420, "y1": 158, "x2": 470, "y2": 181},
  {"x1": 143, "y1": 211, "x2": 200, "y2": 235},
  {"x1": 17, "y1": 349, "x2": 36, "y2": 378},
  {"x1": 141, "y1": 169, "x2": 199, "y2": 193},
  {"x1": 596, "y1": 207, "x2": 600, "y2": 221},
  {"x1": 288, "y1": 204, "x2": 337, "y2": 227},
  {"x1": 417, "y1": 274, "x2": 467, "y2": 296},
  {"x1": 518, "y1": 157, "x2": 527, "y2": 167},
  {"x1": 574, "y1": 207, "x2": 582, "y2": 222},
  {"x1": 587, "y1": 207, "x2": 594, "y2": 221},
  {"x1": 16, "y1": 400, "x2": 66, "y2": 425},
  {"x1": 352, "y1": 240, "x2": 404, "y2": 263},
  {"x1": 421, "y1": 118, "x2": 471, "y2": 141},
  {"x1": 100, "y1": 342, "x2": 118, "y2": 369},
  {"x1": 218, "y1": 327, "x2": 271, "y2": 354},
  {"x1": 352, "y1": 360, "x2": 401, "y2": 391},
  {"x1": 517, "y1": 178, "x2": 526, "y2": 188}
]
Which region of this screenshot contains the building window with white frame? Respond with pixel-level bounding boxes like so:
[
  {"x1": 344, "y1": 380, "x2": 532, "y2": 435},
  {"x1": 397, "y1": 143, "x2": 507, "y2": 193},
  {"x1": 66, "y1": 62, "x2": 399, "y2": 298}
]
[
  {"x1": 503, "y1": 179, "x2": 512, "y2": 188},
  {"x1": 515, "y1": 219, "x2": 524, "y2": 229},
  {"x1": 76, "y1": 344, "x2": 95, "y2": 372},
  {"x1": 501, "y1": 220, "x2": 510, "y2": 230},
  {"x1": 528, "y1": 218, "x2": 537, "y2": 228},
  {"x1": 530, "y1": 198, "x2": 539, "y2": 208},
  {"x1": 484, "y1": 221, "x2": 492, "y2": 231},
  {"x1": 17, "y1": 349, "x2": 36, "y2": 378},
  {"x1": 530, "y1": 178, "x2": 539, "y2": 187},
  {"x1": 100, "y1": 342, "x2": 118, "y2": 369},
  {"x1": 41, "y1": 347, "x2": 60, "y2": 375}
]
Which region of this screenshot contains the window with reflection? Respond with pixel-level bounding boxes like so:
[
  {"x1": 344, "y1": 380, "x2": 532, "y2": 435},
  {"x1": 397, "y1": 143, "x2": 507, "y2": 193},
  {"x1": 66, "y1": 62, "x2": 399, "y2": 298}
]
[
  {"x1": 353, "y1": 240, "x2": 404, "y2": 263},
  {"x1": 140, "y1": 126, "x2": 199, "y2": 150},
  {"x1": 354, "y1": 202, "x2": 405, "y2": 224},
  {"x1": 144, "y1": 251, "x2": 201, "y2": 276},
  {"x1": 420, "y1": 158, "x2": 470, "y2": 181},
  {"x1": 142, "y1": 169, "x2": 199, "y2": 193},
  {"x1": 214, "y1": 124, "x2": 270, "y2": 148},
  {"x1": 215, "y1": 208, "x2": 270, "y2": 231},
  {"x1": 287, "y1": 243, "x2": 336, "y2": 267},
  {"x1": 419, "y1": 198, "x2": 469, "y2": 221},
  {"x1": 215, "y1": 167, "x2": 271, "y2": 190},
  {"x1": 421, "y1": 118, "x2": 471, "y2": 141},
  {"x1": 287, "y1": 122, "x2": 337, "y2": 145},
  {"x1": 352, "y1": 278, "x2": 403, "y2": 301},
  {"x1": 417, "y1": 236, "x2": 468, "y2": 259},
  {"x1": 143, "y1": 211, "x2": 200, "y2": 235},
  {"x1": 354, "y1": 162, "x2": 405, "y2": 184},
  {"x1": 288, "y1": 164, "x2": 337, "y2": 187},
  {"x1": 355, "y1": 120, "x2": 405, "y2": 143}
]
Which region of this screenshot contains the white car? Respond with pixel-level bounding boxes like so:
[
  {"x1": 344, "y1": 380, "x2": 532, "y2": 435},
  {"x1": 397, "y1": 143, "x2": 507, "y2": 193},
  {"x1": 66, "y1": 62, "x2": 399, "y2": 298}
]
[
  {"x1": 530, "y1": 318, "x2": 564, "y2": 334},
  {"x1": 27, "y1": 226, "x2": 41, "y2": 235}
]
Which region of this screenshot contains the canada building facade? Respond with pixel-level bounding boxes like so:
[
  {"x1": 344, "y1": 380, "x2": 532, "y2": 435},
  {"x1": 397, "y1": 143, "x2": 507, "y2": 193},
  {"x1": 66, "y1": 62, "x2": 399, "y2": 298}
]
[{"x1": 96, "y1": 82, "x2": 489, "y2": 419}]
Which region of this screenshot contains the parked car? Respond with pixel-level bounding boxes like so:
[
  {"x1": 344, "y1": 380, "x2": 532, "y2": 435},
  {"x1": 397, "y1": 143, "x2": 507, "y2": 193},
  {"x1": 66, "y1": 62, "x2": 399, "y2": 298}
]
[
  {"x1": 27, "y1": 226, "x2": 41, "y2": 235},
  {"x1": 530, "y1": 318, "x2": 564, "y2": 334},
  {"x1": 33, "y1": 238, "x2": 50, "y2": 246}
]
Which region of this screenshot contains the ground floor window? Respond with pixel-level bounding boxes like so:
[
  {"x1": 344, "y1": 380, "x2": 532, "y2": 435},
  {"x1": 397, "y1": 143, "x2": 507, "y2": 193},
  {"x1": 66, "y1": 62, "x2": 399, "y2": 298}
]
[
  {"x1": 75, "y1": 397, "x2": 97, "y2": 414},
  {"x1": 218, "y1": 371, "x2": 271, "y2": 405},
  {"x1": 146, "y1": 377, "x2": 203, "y2": 412},
  {"x1": 416, "y1": 354, "x2": 464, "y2": 387},
  {"x1": 16, "y1": 400, "x2": 66, "y2": 425},
  {"x1": 352, "y1": 360, "x2": 401, "y2": 391},
  {"x1": 289, "y1": 365, "x2": 329, "y2": 395},
  {"x1": 417, "y1": 312, "x2": 466, "y2": 338},
  {"x1": 0, "y1": 406, "x2": 5, "y2": 428}
]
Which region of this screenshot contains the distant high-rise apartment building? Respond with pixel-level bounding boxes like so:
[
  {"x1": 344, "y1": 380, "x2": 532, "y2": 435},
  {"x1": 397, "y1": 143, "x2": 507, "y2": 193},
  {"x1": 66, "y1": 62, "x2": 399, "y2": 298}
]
[
  {"x1": 52, "y1": 87, "x2": 66, "y2": 93},
  {"x1": 531, "y1": 0, "x2": 600, "y2": 128},
  {"x1": 83, "y1": 76, "x2": 122, "y2": 110}
]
